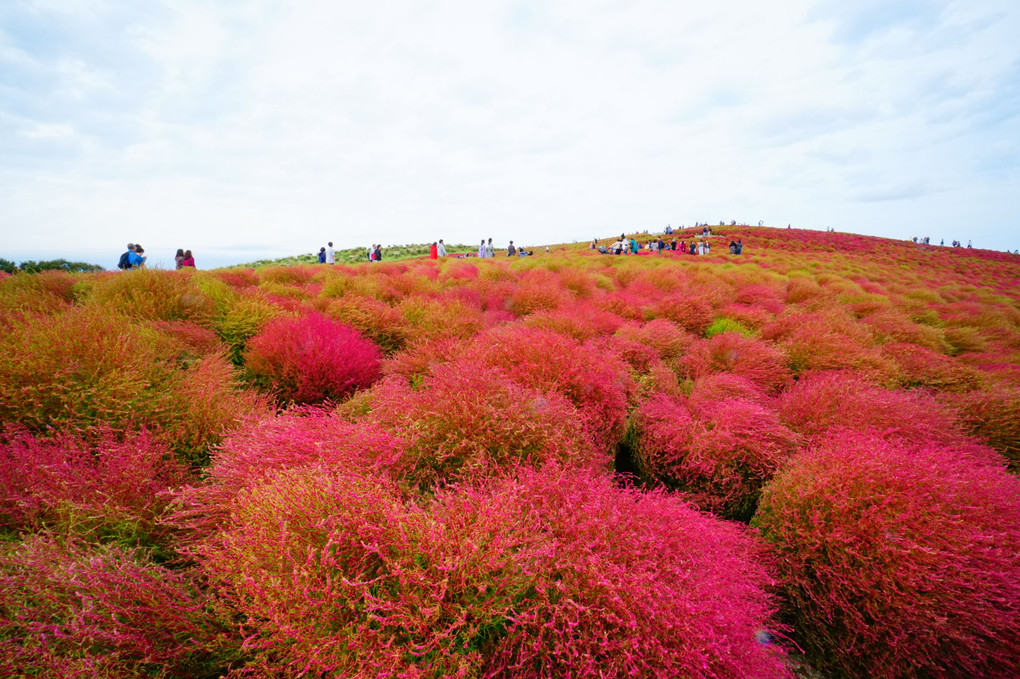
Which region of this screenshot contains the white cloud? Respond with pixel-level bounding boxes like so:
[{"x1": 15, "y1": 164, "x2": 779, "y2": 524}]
[{"x1": 1, "y1": 0, "x2": 1018, "y2": 267}]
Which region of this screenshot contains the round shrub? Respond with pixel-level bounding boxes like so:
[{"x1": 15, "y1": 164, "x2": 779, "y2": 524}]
[
  {"x1": 471, "y1": 325, "x2": 632, "y2": 455},
  {"x1": 686, "y1": 331, "x2": 792, "y2": 394},
  {"x1": 943, "y1": 383, "x2": 1020, "y2": 472},
  {"x1": 345, "y1": 363, "x2": 598, "y2": 488},
  {"x1": 168, "y1": 408, "x2": 404, "y2": 541},
  {"x1": 244, "y1": 312, "x2": 382, "y2": 404},
  {"x1": 630, "y1": 394, "x2": 798, "y2": 521},
  {"x1": 689, "y1": 373, "x2": 769, "y2": 408},
  {"x1": 0, "y1": 425, "x2": 186, "y2": 544},
  {"x1": 201, "y1": 465, "x2": 791, "y2": 678},
  {"x1": 0, "y1": 535, "x2": 239, "y2": 679},
  {"x1": 0, "y1": 308, "x2": 265, "y2": 463},
  {"x1": 753, "y1": 432, "x2": 1020, "y2": 678},
  {"x1": 85, "y1": 268, "x2": 215, "y2": 324},
  {"x1": 777, "y1": 371, "x2": 964, "y2": 445}
]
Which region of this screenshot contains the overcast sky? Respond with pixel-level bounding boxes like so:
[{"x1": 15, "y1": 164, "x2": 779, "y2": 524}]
[{"x1": 2, "y1": 0, "x2": 1018, "y2": 269}]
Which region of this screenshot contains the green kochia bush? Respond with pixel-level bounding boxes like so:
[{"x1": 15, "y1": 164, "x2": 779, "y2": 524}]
[
  {"x1": 753, "y1": 431, "x2": 1020, "y2": 678},
  {"x1": 199, "y1": 465, "x2": 791, "y2": 678}
]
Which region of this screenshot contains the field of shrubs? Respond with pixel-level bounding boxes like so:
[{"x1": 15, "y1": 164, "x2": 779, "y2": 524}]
[{"x1": 1, "y1": 226, "x2": 1018, "y2": 678}]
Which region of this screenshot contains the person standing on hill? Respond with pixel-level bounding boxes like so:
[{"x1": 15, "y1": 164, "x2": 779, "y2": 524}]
[
  {"x1": 326, "y1": 242, "x2": 335, "y2": 264},
  {"x1": 318, "y1": 247, "x2": 326, "y2": 264},
  {"x1": 175, "y1": 248, "x2": 185, "y2": 269},
  {"x1": 478, "y1": 239, "x2": 486, "y2": 258},
  {"x1": 129, "y1": 245, "x2": 146, "y2": 268},
  {"x1": 486, "y1": 238, "x2": 495, "y2": 258},
  {"x1": 182, "y1": 250, "x2": 195, "y2": 267},
  {"x1": 437, "y1": 239, "x2": 447, "y2": 257},
  {"x1": 429, "y1": 242, "x2": 438, "y2": 260},
  {"x1": 118, "y1": 243, "x2": 136, "y2": 270},
  {"x1": 507, "y1": 240, "x2": 517, "y2": 257}
]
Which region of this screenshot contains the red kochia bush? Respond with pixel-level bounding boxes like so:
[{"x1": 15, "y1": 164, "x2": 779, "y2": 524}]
[
  {"x1": 168, "y1": 409, "x2": 404, "y2": 542},
  {"x1": 942, "y1": 382, "x2": 1020, "y2": 471},
  {"x1": 244, "y1": 312, "x2": 381, "y2": 404},
  {"x1": 686, "y1": 331, "x2": 792, "y2": 394},
  {"x1": 201, "y1": 465, "x2": 790, "y2": 678},
  {"x1": 777, "y1": 370, "x2": 964, "y2": 445},
  {"x1": 0, "y1": 535, "x2": 239, "y2": 678},
  {"x1": 753, "y1": 432, "x2": 1020, "y2": 678},
  {"x1": 0, "y1": 426, "x2": 186, "y2": 538},
  {"x1": 470, "y1": 326, "x2": 632, "y2": 455},
  {"x1": 630, "y1": 394, "x2": 798, "y2": 521}
]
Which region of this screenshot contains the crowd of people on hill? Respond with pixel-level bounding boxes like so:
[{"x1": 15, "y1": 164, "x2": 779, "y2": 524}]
[
  {"x1": 592, "y1": 232, "x2": 741, "y2": 257},
  {"x1": 117, "y1": 243, "x2": 196, "y2": 270}
]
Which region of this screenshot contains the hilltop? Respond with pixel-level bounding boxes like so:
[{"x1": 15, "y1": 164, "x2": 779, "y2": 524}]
[{"x1": 1, "y1": 225, "x2": 1018, "y2": 678}]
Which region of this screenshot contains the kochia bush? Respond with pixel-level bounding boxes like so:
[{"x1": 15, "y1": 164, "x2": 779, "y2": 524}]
[
  {"x1": 344, "y1": 363, "x2": 598, "y2": 489},
  {"x1": 630, "y1": 394, "x2": 798, "y2": 521},
  {"x1": 0, "y1": 426, "x2": 186, "y2": 543},
  {"x1": 200, "y1": 465, "x2": 791, "y2": 678},
  {"x1": 753, "y1": 432, "x2": 1020, "y2": 678},
  {"x1": 686, "y1": 331, "x2": 792, "y2": 394},
  {"x1": 0, "y1": 535, "x2": 239, "y2": 678},
  {"x1": 470, "y1": 325, "x2": 632, "y2": 455},
  {"x1": 244, "y1": 312, "x2": 382, "y2": 404}
]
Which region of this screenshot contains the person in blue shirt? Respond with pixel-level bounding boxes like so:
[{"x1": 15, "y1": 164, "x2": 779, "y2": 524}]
[{"x1": 128, "y1": 245, "x2": 146, "y2": 268}]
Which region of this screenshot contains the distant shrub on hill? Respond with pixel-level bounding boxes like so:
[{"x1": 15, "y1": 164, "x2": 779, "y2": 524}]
[
  {"x1": 0, "y1": 259, "x2": 103, "y2": 274},
  {"x1": 754, "y1": 432, "x2": 1020, "y2": 678},
  {"x1": 244, "y1": 312, "x2": 382, "y2": 405},
  {"x1": 199, "y1": 465, "x2": 791, "y2": 678}
]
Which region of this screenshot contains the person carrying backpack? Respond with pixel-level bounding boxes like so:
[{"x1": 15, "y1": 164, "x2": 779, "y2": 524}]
[{"x1": 118, "y1": 243, "x2": 135, "y2": 270}]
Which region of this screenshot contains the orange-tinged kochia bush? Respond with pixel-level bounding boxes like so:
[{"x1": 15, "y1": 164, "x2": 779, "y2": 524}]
[
  {"x1": 0, "y1": 308, "x2": 262, "y2": 463},
  {"x1": 345, "y1": 364, "x2": 598, "y2": 488},
  {"x1": 85, "y1": 268, "x2": 215, "y2": 324},
  {"x1": 753, "y1": 432, "x2": 1020, "y2": 679},
  {"x1": 0, "y1": 535, "x2": 240, "y2": 678},
  {"x1": 630, "y1": 394, "x2": 798, "y2": 521},
  {"x1": 200, "y1": 465, "x2": 791, "y2": 678},
  {"x1": 244, "y1": 312, "x2": 382, "y2": 404}
]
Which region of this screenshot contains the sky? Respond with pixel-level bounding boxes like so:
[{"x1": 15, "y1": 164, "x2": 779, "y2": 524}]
[{"x1": 1, "y1": 0, "x2": 1018, "y2": 270}]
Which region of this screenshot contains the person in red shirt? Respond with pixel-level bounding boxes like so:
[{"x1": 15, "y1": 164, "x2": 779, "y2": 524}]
[{"x1": 429, "y1": 242, "x2": 438, "y2": 259}]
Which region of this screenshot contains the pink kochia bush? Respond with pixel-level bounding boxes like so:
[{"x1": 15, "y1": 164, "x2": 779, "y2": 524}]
[
  {"x1": 0, "y1": 535, "x2": 239, "y2": 678},
  {"x1": 345, "y1": 364, "x2": 597, "y2": 488},
  {"x1": 0, "y1": 425, "x2": 186, "y2": 539},
  {"x1": 777, "y1": 370, "x2": 963, "y2": 445},
  {"x1": 630, "y1": 394, "x2": 798, "y2": 521},
  {"x1": 200, "y1": 465, "x2": 791, "y2": 678},
  {"x1": 168, "y1": 408, "x2": 404, "y2": 541},
  {"x1": 244, "y1": 312, "x2": 381, "y2": 404},
  {"x1": 752, "y1": 432, "x2": 1020, "y2": 678}
]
